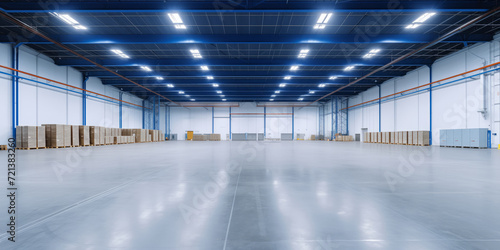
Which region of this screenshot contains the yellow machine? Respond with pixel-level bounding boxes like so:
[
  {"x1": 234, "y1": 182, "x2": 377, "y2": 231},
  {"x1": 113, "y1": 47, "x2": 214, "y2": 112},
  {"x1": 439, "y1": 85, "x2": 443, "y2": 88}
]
[{"x1": 187, "y1": 131, "x2": 193, "y2": 141}]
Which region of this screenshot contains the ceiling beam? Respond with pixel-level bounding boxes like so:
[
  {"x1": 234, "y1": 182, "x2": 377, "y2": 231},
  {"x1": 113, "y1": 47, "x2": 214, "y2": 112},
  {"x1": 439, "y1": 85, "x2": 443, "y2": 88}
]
[
  {"x1": 55, "y1": 58, "x2": 434, "y2": 67},
  {"x1": 0, "y1": 2, "x2": 491, "y2": 13},
  {"x1": 3, "y1": 34, "x2": 492, "y2": 45}
]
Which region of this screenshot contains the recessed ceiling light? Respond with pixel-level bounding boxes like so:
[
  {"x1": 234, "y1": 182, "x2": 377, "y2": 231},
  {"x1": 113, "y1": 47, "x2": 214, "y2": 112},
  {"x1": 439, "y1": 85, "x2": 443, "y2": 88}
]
[
  {"x1": 363, "y1": 49, "x2": 381, "y2": 58},
  {"x1": 190, "y1": 99, "x2": 195, "y2": 101},
  {"x1": 190, "y1": 49, "x2": 202, "y2": 58},
  {"x1": 216, "y1": 90, "x2": 222, "y2": 94},
  {"x1": 212, "y1": 83, "x2": 219, "y2": 87},
  {"x1": 73, "y1": 25, "x2": 87, "y2": 30},
  {"x1": 275, "y1": 91, "x2": 280, "y2": 94},
  {"x1": 185, "y1": 95, "x2": 190, "y2": 97},
  {"x1": 290, "y1": 65, "x2": 299, "y2": 71},
  {"x1": 220, "y1": 95, "x2": 225, "y2": 97},
  {"x1": 298, "y1": 98, "x2": 304, "y2": 101},
  {"x1": 168, "y1": 13, "x2": 186, "y2": 29},
  {"x1": 298, "y1": 49, "x2": 309, "y2": 58},
  {"x1": 201, "y1": 65, "x2": 209, "y2": 71},
  {"x1": 50, "y1": 13, "x2": 87, "y2": 30},
  {"x1": 271, "y1": 95, "x2": 276, "y2": 97},
  {"x1": 174, "y1": 24, "x2": 187, "y2": 29},
  {"x1": 319, "y1": 84, "x2": 326, "y2": 88},
  {"x1": 344, "y1": 66, "x2": 355, "y2": 71},
  {"x1": 111, "y1": 49, "x2": 130, "y2": 59},
  {"x1": 279, "y1": 83, "x2": 286, "y2": 87},
  {"x1": 140, "y1": 66, "x2": 152, "y2": 72},
  {"x1": 207, "y1": 76, "x2": 214, "y2": 80},
  {"x1": 166, "y1": 84, "x2": 174, "y2": 88},
  {"x1": 179, "y1": 91, "x2": 184, "y2": 94},
  {"x1": 329, "y1": 76, "x2": 337, "y2": 80},
  {"x1": 314, "y1": 13, "x2": 333, "y2": 29},
  {"x1": 222, "y1": 99, "x2": 227, "y2": 101},
  {"x1": 309, "y1": 91, "x2": 315, "y2": 94},
  {"x1": 284, "y1": 76, "x2": 291, "y2": 80},
  {"x1": 269, "y1": 99, "x2": 274, "y2": 101},
  {"x1": 406, "y1": 12, "x2": 436, "y2": 29},
  {"x1": 156, "y1": 77, "x2": 164, "y2": 80}
]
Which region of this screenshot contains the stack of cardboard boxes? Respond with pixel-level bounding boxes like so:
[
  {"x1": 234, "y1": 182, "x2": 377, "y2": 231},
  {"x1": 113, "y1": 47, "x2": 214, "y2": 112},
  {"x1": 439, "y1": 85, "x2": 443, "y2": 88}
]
[{"x1": 364, "y1": 131, "x2": 430, "y2": 146}]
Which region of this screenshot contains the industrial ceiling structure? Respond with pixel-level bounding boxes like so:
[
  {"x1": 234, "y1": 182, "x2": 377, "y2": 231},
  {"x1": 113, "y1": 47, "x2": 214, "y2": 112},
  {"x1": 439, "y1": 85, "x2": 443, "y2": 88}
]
[{"x1": 1, "y1": 0, "x2": 499, "y2": 103}]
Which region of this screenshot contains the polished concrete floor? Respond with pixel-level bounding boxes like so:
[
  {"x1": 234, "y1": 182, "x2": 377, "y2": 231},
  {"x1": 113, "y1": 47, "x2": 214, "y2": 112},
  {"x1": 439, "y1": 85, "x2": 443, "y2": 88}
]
[{"x1": 1, "y1": 141, "x2": 500, "y2": 250}]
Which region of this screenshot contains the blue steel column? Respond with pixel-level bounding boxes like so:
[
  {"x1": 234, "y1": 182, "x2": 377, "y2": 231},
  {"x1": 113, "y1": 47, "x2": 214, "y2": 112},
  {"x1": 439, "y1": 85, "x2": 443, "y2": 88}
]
[
  {"x1": 165, "y1": 105, "x2": 168, "y2": 137},
  {"x1": 229, "y1": 107, "x2": 232, "y2": 140},
  {"x1": 346, "y1": 98, "x2": 349, "y2": 135},
  {"x1": 335, "y1": 97, "x2": 338, "y2": 135},
  {"x1": 331, "y1": 97, "x2": 334, "y2": 140},
  {"x1": 82, "y1": 76, "x2": 89, "y2": 125},
  {"x1": 429, "y1": 65, "x2": 433, "y2": 145},
  {"x1": 142, "y1": 99, "x2": 145, "y2": 129},
  {"x1": 14, "y1": 45, "x2": 20, "y2": 127},
  {"x1": 292, "y1": 107, "x2": 295, "y2": 140},
  {"x1": 378, "y1": 85, "x2": 381, "y2": 132},
  {"x1": 168, "y1": 106, "x2": 170, "y2": 138},
  {"x1": 212, "y1": 107, "x2": 214, "y2": 134},
  {"x1": 119, "y1": 92, "x2": 123, "y2": 128},
  {"x1": 11, "y1": 45, "x2": 17, "y2": 138},
  {"x1": 264, "y1": 106, "x2": 266, "y2": 138}
]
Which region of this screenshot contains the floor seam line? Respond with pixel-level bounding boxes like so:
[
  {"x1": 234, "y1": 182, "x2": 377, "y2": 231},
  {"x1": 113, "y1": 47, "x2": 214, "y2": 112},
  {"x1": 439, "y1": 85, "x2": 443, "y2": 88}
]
[{"x1": 222, "y1": 167, "x2": 242, "y2": 250}]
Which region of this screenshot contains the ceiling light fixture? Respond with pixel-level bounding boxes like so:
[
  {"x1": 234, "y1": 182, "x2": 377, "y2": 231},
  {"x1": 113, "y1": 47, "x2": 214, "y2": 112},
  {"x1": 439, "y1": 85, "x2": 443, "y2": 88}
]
[
  {"x1": 309, "y1": 91, "x2": 315, "y2": 94},
  {"x1": 222, "y1": 99, "x2": 227, "y2": 101},
  {"x1": 168, "y1": 13, "x2": 187, "y2": 29},
  {"x1": 406, "y1": 12, "x2": 436, "y2": 29},
  {"x1": 314, "y1": 13, "x2": 333, "y2": 29},
  {"x1": 156, "y1": 77, "x2": 164, "y2": 80},
  {"x1": 290, "y1": 65, "x2": 299, "y2": 71},
  {"x1": 279, "y1": 83, "x2": 286, "y2": 87},
  {"x1": 284, "y1": 76, "x2": 291, "y2": 80},
  {"x1": 50, "y1": 13, "x2": 87, "y2": 30},
  {"x1": 178, "y1": 91, "x2": 184, "y2": 94},
  {"x1": 298, "y1": 49, "x2": 310, "y2": 58},
  {"x1": 319, "y1": 84, "x2": 326, "y2": 88},
  {"x1": 111, "y1": 49, "x2": 130, "y2": 59},
  {"x1": 207, "y1": 76, "x2": 214, "y2": 80},
  {"x1": 363, "y1": 49, "x2": 381, "y2": 58},
  {"x1": 140, "y1": 66, "x2": 152, "y2": 72},
  {"x1": 200, "y1": 65, "x2": 209, "y2": 71},
  {"x1": 167, "y1": 84, "x2": 174, "y2": 88},
  {"x1": 298, "y1": 98, "x2": 304, "y2": 101},
  {"x1": 270, "y1": 99, "x2": 274, "y2": 101},
  {"x1": 212, "y1": 83, "x2": 219, "y2": 87},
  {"x1": 329, "y1": 76, "x2": 337, "y2": 80},
  {"x1": 190, "y1": 99, "x2": 196, "y2": 101},
  {"x1": 344, "y1": 66, "x2": 355, "y2": 71},
  {"x1": 275, "y1": 91, "x2": 280, "y2": 94},
  {"x1": 190, "y1": 49, "x2": 202, "y2": 58},
  {"x1": 216, "y1": 91, "x2": 222, "y2": 94}
]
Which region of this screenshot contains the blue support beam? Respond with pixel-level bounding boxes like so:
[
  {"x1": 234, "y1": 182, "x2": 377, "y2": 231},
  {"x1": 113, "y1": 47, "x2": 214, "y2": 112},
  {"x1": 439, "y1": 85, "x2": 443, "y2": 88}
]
[
  {"x1": 331, "y1": 97, "x2": 334, "y2": 140},
  {"x1": 378, "y1": 85, "x2": 382, "y2": 132},
  {"x1": 229, "y1": 107, "x2": 232, "y2": 140},
  {"x1": 82, "y1": 75, "x2": 89, "y2": 125},
  {"x1": 212, "y1": 107, "x2": 214, "y2": 134},
  {"x1": 142, "y1": 99, "x2": 146, "y2": 129},
  {"x1": 264, "y1": 106, "x2": 266, "y2": 138},
  {"x1": 429, "y1": 65, "x2": 433, "y2": 146},
  {"x1": 103, "y1": 78, "x2": 379, "y2": 86},
  {"x1": 292, "y1": 107, "x2": 295, "y2": 140},
  {"x1": 0, "y1": 2, "x2": 491, "y2": 13},
  {"x1": 4, "y1": 34, "x2": 492, "y2": 45},
  {"x1": 11, "y1": 45, "x2": 18, "y2": 138},
  {"x1": 87, "y1": 70, "x2": 406, "y2": 79},
  {"x1": 56, "y1": 58, "x2": 434, "y2": 68},
  {"x1": 119, "y1": 92, "x2": 123, "y2": 128},
  {"x1": 335, "y1": 97, "x2": 338, "y2": 136}
]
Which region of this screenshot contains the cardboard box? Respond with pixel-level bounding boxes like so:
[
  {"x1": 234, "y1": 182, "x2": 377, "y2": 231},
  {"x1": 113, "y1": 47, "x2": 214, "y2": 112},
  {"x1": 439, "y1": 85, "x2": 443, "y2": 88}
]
[
  {"x1": 418, "y1": 131, "x2": 430, "y2": 146},
  {"x1": 147, "y1": 134, "x2": 152, "y2": 142},
  {"x1": 16, "y1": 126, "x2": 23, "y2": 148},
  {"x1": 63, "y1": 125, "x2": 71, "y2": 147},
  {"x1": 37, "y1": 126, "x2": 46, "y2": 148},
  {"x1": 99, "y1": 126, "x2": 105, "y2": 145},
  {"x1": 390, "y1": 132, "x2": 395, "y2": 144},
  {"x1": 21, "y1": 126, "x2": 37, "y2": 149},
  {"x1": 71, "y1": 125, "x2": 80, "y2": 147},
  {"x1": 402, "y1": 131, "x2": 408, "y2": 145},
  {"x1": 90, "y1": 126, "x2": 100, "y2": 146},
  {"x1": 192, "y1": 134, "x2": 204, "y2": 141},
  {"x1": 209, "y1": 134, "x2": 221, "y2": 141},
  {"x1": 408, "y1": 131, "x2": 413, "y2": 145},
  {"x1": 412, "y1": 131, "x2": 418, "y2": 145},
  {"x1": 79, "y1": 126, "x2": 90, "y2": 146},
  {"x1": 42, "y1": 124, "x2": 65, "y2": 148}
]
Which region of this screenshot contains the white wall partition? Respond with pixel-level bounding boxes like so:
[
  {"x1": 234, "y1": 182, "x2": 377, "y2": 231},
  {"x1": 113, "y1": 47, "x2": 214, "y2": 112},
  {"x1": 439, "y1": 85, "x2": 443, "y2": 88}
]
[{"x1": 348, "y1": 36, "x2": 500, "y2": 147}]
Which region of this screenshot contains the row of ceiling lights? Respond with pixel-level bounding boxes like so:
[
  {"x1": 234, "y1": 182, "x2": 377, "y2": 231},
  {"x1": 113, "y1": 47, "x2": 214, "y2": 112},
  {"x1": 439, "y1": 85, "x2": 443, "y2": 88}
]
[{"x1": 50, "y1": 11, "x2": 436, "y2": 102}]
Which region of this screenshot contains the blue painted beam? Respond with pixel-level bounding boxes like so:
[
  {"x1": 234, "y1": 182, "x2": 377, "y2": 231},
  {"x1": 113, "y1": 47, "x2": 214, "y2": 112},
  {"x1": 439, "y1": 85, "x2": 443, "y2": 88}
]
[
  {"x1": 292, "y1": 107, "x2": 295, "y2": 140},
  {"x1": 429, "y1": 65, "x2": 433, "y2": 146},
  {"x1": 0, "y1": 1, "x2": 491, "y2": 13},
  {"x1": 212, "y1": 107, "x2": 214, "y2": 134},
  {"x1": 86, "y1": 70, "x2": 406, "y2": 78},
  {"x1": 119, "y1": 92, "x2": 123, "y2": 128},
  {"x1": 263, "y1": 106, "x2": 266, "y2": 138},
  {"x1": 55, "y1": 58, "x2": 434, "y2": 67},
  {"x1": 2, "y1": 34, "x2": 492, "y2": 45},
  {"x1": 82, "y1": 75, "x2": 89, "y2": 125},
  {"x1": 102, "y1": 78, "x2": 380, "y2": 85}
]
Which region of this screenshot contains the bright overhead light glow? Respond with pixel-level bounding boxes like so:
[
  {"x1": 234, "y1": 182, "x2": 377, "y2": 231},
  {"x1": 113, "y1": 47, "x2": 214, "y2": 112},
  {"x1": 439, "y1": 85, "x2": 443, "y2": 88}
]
[
  {"x1": 190, "y1": 49, "x2": 202, "y2": 58},
  {"x1": 140, "y1": 66, "x2": 152, "y2": 72},
  {"x1": 275, "y1": 91, "x2": 280, "y2": 94},
  {"x1": 271, "y1": 95, "x2": 276, "y2": 97},
  {"x1": 216, "y1": 91, "x2": 222, "y2": 94},
  {"x1": 329, "y1": 76, "x2": 337, "y2": 80},
  {"x1": 207, "y1": 76, "x2": 214, "y2": 80},
  {"x1": 279, "y1": 83, "x2": 286, "y2": 87},
  {"x1": 309, "y1": 91, "x2": 315, "y2": 94},
  {"x1": 175, "y1": 24, "x2": 187, "y2": 29},
  {"x1": 51, "y1": 13, "x2": 87, "y2": 30},
  {"x1": 344, "y1": 66, "x2": 355, "y2": 71},
  {"x1": 363, "y1": 49, "x2": 381, "y2": 58},
  {"x1": 190, "y1": 99, "x2": 196, "y2": 101},
  {"x1": 314, "y1": 13, "x2": 333, "y2": 29},
  {"x1": 222, "y1": 99, "x2": 227, "y2": 101},
  {"x1": 319, "y1": 84, "x2": 326, "y2": 88},
  {"x1": 406, "y1": 12, "x2": 436, "y2": 29},
  {"x1": 298, "y1": 98, "x2": 304, "y2": 101},
  {"x1": 220, "y1": 95, "x2": 225, "y2": 97},
  {"x1": 298, "y1": 49, "x2": 309, "y2": 58},
  {"x1": 270, "y1": 99, "x2": 274, "y2": 101},
  {"x1": 178, "y1": 91, "x2": 184, "y2": 94},
  {"x1": 156, "y1": 77, "x2": 164, "y2": 80},
  {"x1": 201, "y1": 65, "x2": 209, "y2": 71},
  {"x1": 290, "y1": 65, "x2": 299, "y2": 71},
  {"x1": 168, "y1": 13, "x2": 183, "y2": 23},
  {"x1": 167, "y1": 84, "x2": 174, "y2": 88},
  {"x1": 212, "y1": 83, "x2": 219, "y2": 87},
  {"x1": 111, "y1": 49, "x2": 130, "y2": 59},
  {"x1": 185, "y1": 95, "x2": 190, "y2": 97},
  {"x1": 284, "y1": 76, "x2": 291, "y2": 80}
]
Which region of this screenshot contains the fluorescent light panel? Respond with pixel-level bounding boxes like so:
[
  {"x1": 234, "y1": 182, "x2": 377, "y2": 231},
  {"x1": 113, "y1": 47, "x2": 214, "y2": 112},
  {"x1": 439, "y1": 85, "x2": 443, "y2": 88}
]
[
  {"x1": 222, "y1": 99, "x2": 227, "y2": 101},
  {"x1": 406, "y1": 12, "x2": 436, "y2": 29},
  {"x1": 363, "y1": 49, "x2": 381, "y2": 58},
  {"x1": 279, "y1": 83, "x2": 286, "y2": 87},
  {"x1": 111, "y1": 49, "x2": 130, "y2": 59},
  {"x1": 51, "y1": 13, "x2": 87, "y2": 30},
  {"x1": 212, "y1": 83, "x2": 219, "y2": 87},
  {"x1": 140, "y1": 66, "x2": 152, "y2": 72},
  {"x1": 201, "y1": 65, "x2": 209, "y2": 71},
  {"x1": 156, "y1": 77, "x2": 164, "y2": 80},
  {"x1": 179, "y1": 91, "x2": 184, "y2": 94},
  {"x1": 190, "y1": 99, "x2": 195, "y2": 101},
  {"x1": 275, "y1": 91, "x2": 280, "y2": 94},
  {"x1": 319, "y1": 84, "x2": 326, "y2": 88},
  {"x1": 207, "y1": 76, "x2": 214, "y2": 80},
  {"x1": 167, "y1": 84, "x2": 174, "y2": 88},
  {"x1": 190, "y1": 49, "x2": 202, "y2": 58},
  {"x1": 314, "y1": 13, "x2": 333, "y2": 29},
  {"x1": 290, "y1": 65, "x2": 299, "y2": 71},
  {"x1": 168, "y1": 13, "x2": 187, "y2": 29},
  {"x1": 216, "y1": 91, "x2": 222, "y2": 94},
  {"x1": 298, "y1": 49, "x2": 309, "y2": 58},
  {"x1": 298, "y1": 98, "x2": 304, "y2": 101},
  {"x1": 329, "y1": 76, "x2": 337, "y2": 80},
  {"x1": 344, "y1": 66, "x2": 355, "y2": 71},
  {"x1": 309, "y1": 91, "x2": 315, "y2": 94},
  {"x1": 284, "y1": 76, "x2": 291, "y2": 80},
  {"x1": 270, "y1": 99, "x2": 274, "y2": 101}
]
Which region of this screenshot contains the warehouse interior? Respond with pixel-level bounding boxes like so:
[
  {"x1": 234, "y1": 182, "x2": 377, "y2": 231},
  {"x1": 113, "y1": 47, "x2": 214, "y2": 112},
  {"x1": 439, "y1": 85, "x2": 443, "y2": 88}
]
[{"x1": 0, "y1": 1, "x2": 500, "y2": 249}]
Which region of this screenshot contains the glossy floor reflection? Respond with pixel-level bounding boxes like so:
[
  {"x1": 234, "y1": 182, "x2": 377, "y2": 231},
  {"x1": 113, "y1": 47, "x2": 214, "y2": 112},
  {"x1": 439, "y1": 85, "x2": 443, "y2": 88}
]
[{"x1": 1, "y1": 141, "x2": 500, "y2": 249}]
